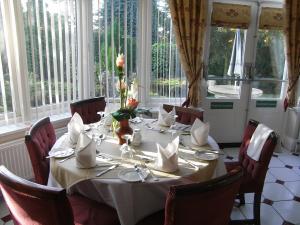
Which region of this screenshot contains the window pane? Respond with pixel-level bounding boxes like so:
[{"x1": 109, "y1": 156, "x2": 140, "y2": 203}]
[
  {"x1": 206, "y1": 80, "x2": 241, "y2": 99},
  {"x1": 208, "y1": 27, "x2": 245, "y2": 80},
  {"x1": 252, "y1": 81, "x2": 283, "y2": 99},
  {"x1": 150, "y1": 0, "x2": 187, "y2": 100},
  {"x1": 252, "y1": 29, "x2": 285, "y2": 99},
  {"x1": 22, "y1": 0, "x2": 78, "y2": 110},
  {"x1": 207, "y1": 27, "x2": 246, "y2": 99},
  {"x1": 254, "y1": 30, "x2": 285, "y2": 80},
  {"x1": 0, "y1": 4, "x2": 14, "y2": 123},
  {"x1": 93, "y1": 0, "x2": 138, "y2": 100}
]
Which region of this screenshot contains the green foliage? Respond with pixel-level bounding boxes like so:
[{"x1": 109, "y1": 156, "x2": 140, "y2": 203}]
[
  {"x1": 112, "y1": 108, "x2": 136, "y2": 121},
  {"x1": 255, "y1": 30, "x2": 285, "y2": 79},
  {"x1": 151, "y1": 42, "x2": 176, "y2": 77},
  {"x1": 208, "y1": 27, "x2": 240, "y2": 77}
]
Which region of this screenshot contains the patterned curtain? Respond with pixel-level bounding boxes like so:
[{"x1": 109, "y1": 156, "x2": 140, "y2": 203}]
[
  {"x1": 168, "y1": 0, "x2": 208, "y2": 107},
  {"x1": 284, "y1": 0, "x2": 300, "y2": 109}
]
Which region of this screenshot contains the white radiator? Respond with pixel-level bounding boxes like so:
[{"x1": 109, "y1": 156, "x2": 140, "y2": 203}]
[
  {"x1": 0, "y1": 127, "x2": 67, "y2": 180},
  {"x1": 282, "y1": 107, "x2": 300, "y2": 152},
  {"x1": 0, "y1": 139, "x2": 33, "y2": 179}
]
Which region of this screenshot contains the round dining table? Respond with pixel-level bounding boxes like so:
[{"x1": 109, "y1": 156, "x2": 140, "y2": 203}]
[{"x1": 48, "y1": 119, "x2": 226, "y2": 225}]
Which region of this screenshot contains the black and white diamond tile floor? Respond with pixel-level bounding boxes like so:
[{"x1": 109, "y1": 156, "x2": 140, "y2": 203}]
[
  {"x1": 1, "y1": 147, "x2": 300, "y2": 225},
  {"x1": 224, "y1": 147, "x2": 300, "y2": 225}
]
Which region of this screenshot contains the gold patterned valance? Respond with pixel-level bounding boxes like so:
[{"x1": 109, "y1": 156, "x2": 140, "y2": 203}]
[
  {"x1": 211, "y1": 3, "x2": 251, "y2": 29},
  {"x1": 259, "y1": 7, "x2": 284, "y2": 30}
]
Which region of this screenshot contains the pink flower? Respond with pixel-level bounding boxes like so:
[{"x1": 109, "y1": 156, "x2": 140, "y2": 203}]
[
  {"x1": 127, "y1": 98, "x2": 139, "y2": 109},
  {"x1": 116, "y1": 53, "x2": 125, "y2": 69},
  {"x1": 116, "y1": 80, "x2": 127, "y2": 91}
]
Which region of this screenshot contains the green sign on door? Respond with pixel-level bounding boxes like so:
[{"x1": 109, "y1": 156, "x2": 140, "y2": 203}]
[
  {"x1": 211, "y1": 102, "x2": 234, "y2": 109},
  {"x1": 256, "y1": 100, "x2": 277, "y2": 108}
]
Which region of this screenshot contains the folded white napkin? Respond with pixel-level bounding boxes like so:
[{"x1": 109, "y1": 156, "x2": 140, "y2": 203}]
[
  {"x1": 67, "y1": 113, "x2": 84, "y2": 146},
  {"x1": 190, "y1": 118, "x2": 209, "y2": 146},
  {"x1": 247, "y1": 124, "x2": 273, "y2": 161},
  {"x1": 158, "y1": 107, "x2": 176, "y2": 127},
  {"x1": 156, "y1": 136, "x2": 179, "y2": 172},
  {"x1": 75, "y1": 132, "x2": 96, "y2": 168}
]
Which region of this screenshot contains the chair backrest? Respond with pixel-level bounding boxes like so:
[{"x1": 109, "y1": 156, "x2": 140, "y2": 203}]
[
  {"x1": 70, "y1": 97, "x2": 106, "y2": 124},
  {"x1": 239, "y1": 119, "x2": 278, "y2": 192},
  {"x1": 163, "y1": 104, "x2": 204, "y2": 125},
  {"x1": 164, "y1": 167, "x2": 243, "y2": 225},
  {"x1": 0, "y1": 165, "x2": 74, "y2": 225},
  {"x1": 25, "y1": 117, "x2": 56, "y2": 185}
]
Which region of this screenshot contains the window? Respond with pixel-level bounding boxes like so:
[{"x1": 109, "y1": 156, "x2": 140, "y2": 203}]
[
  {"x1": 253, "y1": 29, "x2": 285, "y2": 99},
  {"x1": 0, "y1": 0, "x2": 289, "y2": 131},
  {"x1": 22, "y1": 0, "x2": 78, "y2": 117},
  {"x1": 92, "y1": 0, "x2": 138, "y2": 101},
  {"x1": 150, "y1": 0, "x2": 187, "y2": 102},
  {"x1": 207, "y1": 3, "x2": 286, "y2": 100},
  {"x1": 207, "y1": 2, "x2": 251, "y2": 99},
  {"x1": 207, "y1": 27, "x2": 246, "y2": 99},
  {"x1": 0, "y1": 4, "x2": 13, "y2": 124}
]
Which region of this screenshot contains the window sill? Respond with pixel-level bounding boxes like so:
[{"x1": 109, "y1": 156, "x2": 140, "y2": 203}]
[{"x1": 0, "y1": 113, "x2": 71, "y2": 145}]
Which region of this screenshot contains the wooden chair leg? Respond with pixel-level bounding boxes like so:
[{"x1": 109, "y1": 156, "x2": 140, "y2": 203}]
[
  {"x1": 238, "y1": 193, "x2": 245, "y2": 206},
  {"x1": 253, "y1": 193, "x2": 261, "y2": 225},
  {"x1": 230, "y1": 192, "x2": 260, "y2": 225}
]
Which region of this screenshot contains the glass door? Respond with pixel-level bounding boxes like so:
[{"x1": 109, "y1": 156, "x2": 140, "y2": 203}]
[
  {"x1": 246, "y1": 4, "x2": 287, "y2": 135},
  {"x1": 202, "y1": 1, "x2": 286, "y2": 143}
]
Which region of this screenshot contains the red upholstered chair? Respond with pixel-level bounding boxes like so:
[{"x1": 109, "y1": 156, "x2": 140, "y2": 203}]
[
  {"x1": 136, "y1": 167, "x2": 243, "y2": 225},
  {"x1": 163, "y1": 104, "x2": 204, "y2": 125},
  {"x1": 0, "y1": 165, "x2": 120, "y2": 225},
  {"x1": 226, "y1": 120, "x2": 278, "y2": 225},
  {"x1": 70, "y1": 97, "x2": 106, "y2": 124},
  {"x1": 25, "y1": 117, "x2": 56, "y2": 185}
]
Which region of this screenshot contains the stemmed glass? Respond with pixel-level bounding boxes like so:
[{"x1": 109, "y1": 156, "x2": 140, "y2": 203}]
[
  {"x1": 120, "y1": 134, "x2": 133, "y2": 160},
  {"x1": 169, "y1": 115, "x2": 178, "y2": 137},
  {"x1": 92, "y1": 134, "x2": 101, "y2": 154},
  {"x1": 97, "y1": 111, "x2": 105, "y2": 128}
]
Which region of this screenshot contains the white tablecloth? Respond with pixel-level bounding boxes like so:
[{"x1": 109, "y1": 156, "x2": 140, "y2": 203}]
[{"x1": 48, "y1": 121, "x2": 226, "y2": 225}]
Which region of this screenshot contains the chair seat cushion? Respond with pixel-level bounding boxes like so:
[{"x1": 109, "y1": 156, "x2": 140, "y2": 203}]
[
  {"x1": 135, "y1": 210, "x2": 164, "y2": 225},
  {"x1": 68, "y1": 195, "x2": 120, "y2": 225}
]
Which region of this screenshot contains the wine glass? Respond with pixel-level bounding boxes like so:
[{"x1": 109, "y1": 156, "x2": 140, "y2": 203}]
[
  {"x1": 170, "y1": 130, "x2": 177, "y2": 138},
  {"x1": 120, "y1": 134, "x2": 133, "y2": 160},
  {"x1": 169, "y1": 115, "x2": 178, "y2": 137},
  {"x1": 92, "y1": 134, "x2": 101, "y2": 154},
  {"x1": 97, "y1": 111, "x2": 105, "y2": 128}
]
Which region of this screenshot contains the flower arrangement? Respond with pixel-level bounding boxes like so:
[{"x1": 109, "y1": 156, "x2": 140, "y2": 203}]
[{"x1": 112, "y1": 53, "x2": 139, "y2": 122}]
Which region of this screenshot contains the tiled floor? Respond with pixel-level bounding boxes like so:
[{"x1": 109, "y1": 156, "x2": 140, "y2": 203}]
[
  {"x1": 1, "y1": 147, "x2": 300, "y2": 225},
  {"x1": 223, "y1": 147, "x2": 300, "y2": 225}
]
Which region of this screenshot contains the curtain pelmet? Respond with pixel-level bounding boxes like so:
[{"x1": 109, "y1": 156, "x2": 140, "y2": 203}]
[
  {"x1": 259, "y1": 7, "x2": 285, "y2": 30},
  {"x1": 211, "y1": 2, "x2": 251, "y2": 29}
]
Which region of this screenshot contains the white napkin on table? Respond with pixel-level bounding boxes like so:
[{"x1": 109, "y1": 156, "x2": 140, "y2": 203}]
[
  {"x1": 247, "y1": 124, "x2": 273, "y2": 161},
  {"x1": 68, "y1": 113, "x2": 84, "y2": 146},
  {"x1": 190, "y1": 118, "x2": 210, "y2": 146},
  {"x1": 75, "y1": 132, "x2": 96, "y2": 168},
  {"x1": 156, "y1": 136, "x2": 179, "y2": 172},
  {"x1": 158, "y1": 107, "x2": 176, "y2": 127}
]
